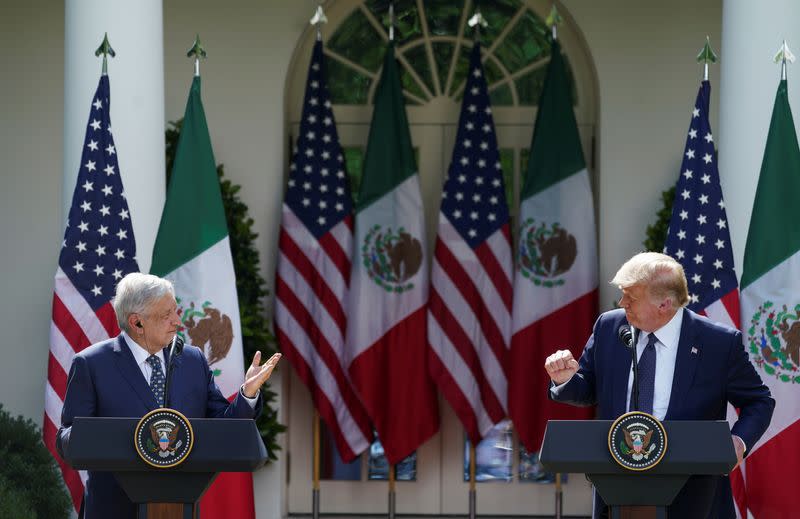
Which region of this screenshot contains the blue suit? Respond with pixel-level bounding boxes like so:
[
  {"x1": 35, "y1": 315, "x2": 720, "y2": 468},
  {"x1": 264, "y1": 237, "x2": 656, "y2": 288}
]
[
  {"x1": 56, "y1": 335, "x2": 261, "y2": 519},
  {"x1": 551, "y1": 308, "x2": 774, "y2": 519}
]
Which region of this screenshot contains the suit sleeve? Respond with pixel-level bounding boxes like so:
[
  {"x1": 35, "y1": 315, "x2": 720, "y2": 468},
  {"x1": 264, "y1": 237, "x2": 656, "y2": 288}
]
[
  {"x1": 726, "y1": 330, "x2": 775, "y2": 452},
  {"x1": 201, "y1": 353, "x2": 263, "y2": 419},
  {"x1": 548, "y1": 314, "x2": 601, "y2": 406},
  {"x1": 56, "y1": 355, "x2": 97, "y2": 459}
]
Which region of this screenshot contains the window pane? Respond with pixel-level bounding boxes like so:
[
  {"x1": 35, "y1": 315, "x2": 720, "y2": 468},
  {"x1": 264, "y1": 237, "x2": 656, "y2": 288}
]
[
  {"x1": 402, "y1": 44, "x2": 436, "y2": 96},
  {"x1": 519, "y1": 445, "x2": 567, "y2": 483},
  {"x1": 463, "y1": 420, "x2": 513, "y2": 482},
  {"x1": 432, "y1": 42, "x2": 455, "y2": 94},
  {"x1": 490, "y1": 84, "x2": 514, "y2": 107},
  {"x1": 367, "y1": 437, "x2": 417, "y2": 481},
  {"x1": 483, "y1": 58, "x2": 504, "y2": 86},
  {"x1": 475, "y1": 0, "x2": 522, "y2": 48},
  {"x1": 328, "y1": 8, "x2": 386, "y2": 73},
  {"x1": 344, "y1": 147, "x2": 365, "y2": 203},
  {"x1": 448, "y1": 44, "x2": 472, "y2": 97},
  {"x1": 399, "y1": 57, "x2": 430, "y2": 101},
  {"x1": 493, "y1": 11, "x2": 550, "y2": 75},
  {"x1": 365, "y1": 0, "x2": 422, "y2": 46},
  {"x1": 319, "y1": 420, "x2": 361, "y2": 481},
  {"x1": 326, "y1": 57, "x2": 372, "y2": 105},
  {"x1": 515, "y1": 66, "x2": 548, "y2": 106},
  {"x1": 499, "y1": 148, "x2": 515, "y2": 210},
  {"x1": 425, "y1": 0, "x2": 465, "y2": 36}
]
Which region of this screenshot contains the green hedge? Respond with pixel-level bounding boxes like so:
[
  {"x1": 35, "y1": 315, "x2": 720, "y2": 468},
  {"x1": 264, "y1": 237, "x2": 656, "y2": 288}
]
[{"x1": 0, "y1": 404, "x2": 71, "y2": 518}]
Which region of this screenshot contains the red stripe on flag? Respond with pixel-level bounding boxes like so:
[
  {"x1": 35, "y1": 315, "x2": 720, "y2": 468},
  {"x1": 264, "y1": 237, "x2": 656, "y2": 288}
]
[
  {"x1": 719, "y1": 289, "x2": 741, "y2": 329},
  {"x1": 744, "y1": 419, "x2": 800, "y2": 517},
  {"x1": 349, "y1": 307, "x2": 439, "y2": 465},
  {"x1": 275, "y1": 277, "x2": 372, "y2": 439},
  {"x1": 434, "y1": 239, "x2": 508, "y2": 365},
  {"x1": 51, "y1": 294, "x2": 91, "y2": 352},
  {"x1": 43, "y1": 416, "x2": 84, "y2": 512},
  {"x1": 474, "y1": 232, "x2": 512, "y2": 312},
  {"x1": 47, "y1": 352, "x2": 69, "y2": 401},
  {"x1": 95, "y1": 301, "x2": 121, "y2": 337},
  {"x1": 509, "y1": 289, "x2": 598, "y2": 452},
  {"x1": 276, "y1": 327, "x2": 364, "y2": 462},
  {"x1": 200, "y1": 472, "x2": 255, "y2": 519},
  {"x1": 427, "y1": 345, "x2": 481, "y2": 443},
  {"x1": 428, "y1": 288, "x2": 505, "y2": 424},
  {"x1": 279, "y1": 229, "x2": 347, "y2": 335},
  {"x1": 318, "y1": 224, "x2": 351, "y2": 284}
]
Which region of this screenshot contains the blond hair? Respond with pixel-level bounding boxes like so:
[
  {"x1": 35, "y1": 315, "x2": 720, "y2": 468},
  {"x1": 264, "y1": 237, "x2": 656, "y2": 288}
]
[{"x1": 610, "y1": 252, "x2": 689, "y2": 307}]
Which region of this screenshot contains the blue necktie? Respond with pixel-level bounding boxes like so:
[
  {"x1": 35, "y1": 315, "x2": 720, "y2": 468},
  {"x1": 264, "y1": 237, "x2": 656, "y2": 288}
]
[
  {"x1": 146, "y1": 355, "x2": 166, "y2": 407},
  {"x1": 631, "y1": 332, "x2": 657, "y2": 414}
]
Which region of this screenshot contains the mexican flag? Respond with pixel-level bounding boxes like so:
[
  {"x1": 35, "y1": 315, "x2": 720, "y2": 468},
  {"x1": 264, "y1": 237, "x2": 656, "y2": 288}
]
[
  {"x1": 740, "y1": 77, "x2": 800, "y2": 518},
  {"x1": 345, "y1": 42, "x2": 439, "y2": 465},
  {"x1": 151, "y1": 76, "x2": 253, "y2": 519},
  {"x1": 508, "y1": 39, "x2": 598, "y2": 453}
]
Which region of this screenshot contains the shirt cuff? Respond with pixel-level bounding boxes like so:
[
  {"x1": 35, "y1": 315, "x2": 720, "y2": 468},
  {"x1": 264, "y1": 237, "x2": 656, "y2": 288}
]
[
  {"x1": 240, "y1": 386, "x2": 258, "y2": 409},
  {"x1": 732, "y1": 434, "x2": 747, "y2": 454}
]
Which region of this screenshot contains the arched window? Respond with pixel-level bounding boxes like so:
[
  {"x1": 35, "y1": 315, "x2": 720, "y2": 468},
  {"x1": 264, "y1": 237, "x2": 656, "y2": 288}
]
[{"x1": 284, "y1": 1, "x2": 598, "y2": 515}]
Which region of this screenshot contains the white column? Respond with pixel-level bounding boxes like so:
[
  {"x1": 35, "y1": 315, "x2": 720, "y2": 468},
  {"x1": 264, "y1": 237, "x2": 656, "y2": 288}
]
[
  {"x1": 64, "y1": 0, "x2": 165, "y2": 273},
  {"x1": 718, "y1": 0, "x2": 800, "y2": 275}
]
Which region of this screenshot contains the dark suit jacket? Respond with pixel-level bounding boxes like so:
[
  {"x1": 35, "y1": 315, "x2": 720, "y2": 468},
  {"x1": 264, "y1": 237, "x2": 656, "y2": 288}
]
[
  {"x1": 56, "y1": 335, "x2": 261, "y2": 519},
  {"x1": 550, "y1": 308, "x2": 774, "y2": 519}
]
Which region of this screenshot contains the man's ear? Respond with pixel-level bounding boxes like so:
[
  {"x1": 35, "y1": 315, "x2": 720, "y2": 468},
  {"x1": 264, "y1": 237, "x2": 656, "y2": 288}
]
[{"x1": 128, "y1": 314, "x2": 143, "y2": 332}]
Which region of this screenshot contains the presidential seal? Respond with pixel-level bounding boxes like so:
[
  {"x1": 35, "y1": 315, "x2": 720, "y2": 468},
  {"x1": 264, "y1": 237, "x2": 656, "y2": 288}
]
[
  {"x1": 361, "y1": 224, "x2": 423, "y2": 293},
  {"x1": 747, "y1": 301, "x2": 800, "y2": 384},
  {"x1": 134, "y1": 408, "x2": 194, "y2": 468},
  {"x1": 517, "y1": 218, "x2": 577, "y2": 288},
  {"x1": 608, "y1": 411, "x2": 667, "y2": 471}
]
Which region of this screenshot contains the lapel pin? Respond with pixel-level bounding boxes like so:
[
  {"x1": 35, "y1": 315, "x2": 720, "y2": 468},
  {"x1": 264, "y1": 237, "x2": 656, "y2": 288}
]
[{"x1": 691, "y1": 347, "x2": 698, "y2": 355}]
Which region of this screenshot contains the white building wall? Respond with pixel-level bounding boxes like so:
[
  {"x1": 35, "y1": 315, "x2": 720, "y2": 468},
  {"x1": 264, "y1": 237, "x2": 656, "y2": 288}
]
[{"x1": 0, "y1": 1, "x2": 737, "y2": 517}]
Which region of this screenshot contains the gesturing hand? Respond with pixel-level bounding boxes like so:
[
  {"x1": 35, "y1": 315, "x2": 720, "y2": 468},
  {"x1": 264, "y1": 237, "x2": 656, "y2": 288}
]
[
  {"x1": 243, "y1": 352, "x2": 282, "y2": 398},
  {"x1": 544, "y1": 349, "x2": 579, "y2": 385}
]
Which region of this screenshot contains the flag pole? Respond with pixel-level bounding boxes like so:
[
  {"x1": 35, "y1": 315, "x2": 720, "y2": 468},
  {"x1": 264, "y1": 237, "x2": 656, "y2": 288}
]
[
  {"x1": 94, "y1": 33, "x2": 115, "y2": 76},
  {"x1": 545, "y1": 6, "x2": 564, "y2": 518},
  {"x1": 696, "y1": 36, "x2": 718, "y2": 82},
  {"x1": 464, "y1": 7, "x2": 488, "y2": 519},
  {"x1": 306, "y1": 8, "x2": 327, "y2": 519},
  {"x1": 187, "y1": 35, "x2": 206, "y2": 77},
  {"x1": 774, "y1": 40, "x2": 795, "y2": 81},
  {"x1": 386, "y1": 7, "x2": 396, "y2": 518},
  {"x1": 469, "y1": 443, "x2": 477, "y2": 519},
  {"x1": 312, "y1": 411, "x2": 321, "y2": 519}
]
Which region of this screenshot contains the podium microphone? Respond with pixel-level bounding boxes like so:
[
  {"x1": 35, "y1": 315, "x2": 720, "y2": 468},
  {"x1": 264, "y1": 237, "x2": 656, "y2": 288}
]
[
  {"x1": 163, "y1": 334, "x2": 184, "y2": 409},
  {"x1": 618, "y1": 324, "x2": 639, "y2": 412}
]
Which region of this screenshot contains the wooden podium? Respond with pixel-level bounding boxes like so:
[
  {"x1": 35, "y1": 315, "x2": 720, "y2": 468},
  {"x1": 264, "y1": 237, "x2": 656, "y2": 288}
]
[
  {"x1": 540, "y1": 420, "x2": 736, "y2": 519},
  {"x1": 64, "y1": 416, "x2": 268, "y2": 519}
]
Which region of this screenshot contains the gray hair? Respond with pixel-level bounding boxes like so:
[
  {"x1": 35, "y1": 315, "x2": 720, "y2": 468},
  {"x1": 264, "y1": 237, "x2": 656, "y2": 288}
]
[
  {"x1": 113, "y1": 273, "x2": 175, "y2": 332},
  {"x1": 610, "y1": 252, "x2": 689, "y2": 308}
]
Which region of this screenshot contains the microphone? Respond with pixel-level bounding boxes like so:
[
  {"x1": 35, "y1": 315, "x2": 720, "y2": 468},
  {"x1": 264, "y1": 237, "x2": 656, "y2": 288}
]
[
  {"x1": 618, "y1": 324, "x2": 639, "y2": 412},
  {"x1": 163, "y1": 334, "x2": 184, "y2": 408}
]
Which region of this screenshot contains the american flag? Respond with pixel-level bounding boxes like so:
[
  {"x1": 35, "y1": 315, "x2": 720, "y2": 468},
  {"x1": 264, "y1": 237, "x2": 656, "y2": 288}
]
[
  {"x1": 427, "y1": 42, "x2": 513, "y2": 444},
  {"x1": 663, "y1": 80, "x2": 745, "y2": 517},
  {"x1": 275, "y1": 39, "x2": 372, "y2": 462},
  {"x1": 664, "y1": 80, "x2": 740, "y2": 328},
  {"x1": 44, "y1": 75, "x2": 139, "y2": 512}
]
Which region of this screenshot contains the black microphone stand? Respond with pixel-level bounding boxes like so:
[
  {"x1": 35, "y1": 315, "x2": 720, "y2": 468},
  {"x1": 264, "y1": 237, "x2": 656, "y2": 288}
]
[
  {"x1": 163, "y1": 335, "x2": 183, "y2": 409},
  {"x1": 630, "y1": 328, "x2": 640, "y2": 412}
]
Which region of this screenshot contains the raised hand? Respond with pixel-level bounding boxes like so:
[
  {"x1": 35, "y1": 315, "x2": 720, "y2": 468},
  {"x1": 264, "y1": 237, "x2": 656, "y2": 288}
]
[
  {"x1": 544, "y1": 349, "x2": 579, "y2": 385},
  {"x1": 243, "y1": 352, "x2": 282, "y2": 398}
]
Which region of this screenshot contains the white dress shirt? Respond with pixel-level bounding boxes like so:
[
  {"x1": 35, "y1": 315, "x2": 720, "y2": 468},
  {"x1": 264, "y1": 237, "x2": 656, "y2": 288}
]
[
  {"x1": 121, "y1": 332, "x2": 257, "y2": 408},
  {"x1": 625, "y1": 308, "x2": 684, "y2": 420}
]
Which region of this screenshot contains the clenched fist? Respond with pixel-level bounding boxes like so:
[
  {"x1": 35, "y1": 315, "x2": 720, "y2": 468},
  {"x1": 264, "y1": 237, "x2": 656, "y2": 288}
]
[{"x1": 544, "y1": 350, "x2": 579, "y2": 385}]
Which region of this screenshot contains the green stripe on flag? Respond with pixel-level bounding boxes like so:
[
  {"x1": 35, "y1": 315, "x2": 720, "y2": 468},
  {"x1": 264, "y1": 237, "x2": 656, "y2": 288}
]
[
  {"x1": 741, "y1": 79, "x2": 800, "y2": 289},
  {"x1": 520, "y1": 40, "x2": 586, "y2": 200},
  {"x1": 151, "y1": 77, "x2": 228, "y2": 276},
  {"x1": 355, "y1": 43, "x2": 417, "y2": 212}
]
